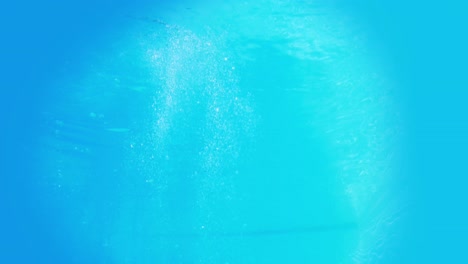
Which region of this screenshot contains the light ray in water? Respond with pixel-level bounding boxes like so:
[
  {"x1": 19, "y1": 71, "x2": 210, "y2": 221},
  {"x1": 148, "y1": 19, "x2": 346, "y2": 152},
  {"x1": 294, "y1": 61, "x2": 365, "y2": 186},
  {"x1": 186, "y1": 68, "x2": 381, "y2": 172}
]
[
  {"x1": 147, "y1": 222, "x2": 358, "y2": 238},
  {"x1": 106, "y1": 127, "x2": 130, "y2": 132}
]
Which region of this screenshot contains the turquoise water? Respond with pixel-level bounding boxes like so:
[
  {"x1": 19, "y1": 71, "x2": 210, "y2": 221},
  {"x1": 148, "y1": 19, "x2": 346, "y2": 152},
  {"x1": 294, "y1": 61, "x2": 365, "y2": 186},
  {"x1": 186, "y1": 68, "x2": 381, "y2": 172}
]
[{"x1": 3, "y1": 0, "x2": 406, "y2": 263}]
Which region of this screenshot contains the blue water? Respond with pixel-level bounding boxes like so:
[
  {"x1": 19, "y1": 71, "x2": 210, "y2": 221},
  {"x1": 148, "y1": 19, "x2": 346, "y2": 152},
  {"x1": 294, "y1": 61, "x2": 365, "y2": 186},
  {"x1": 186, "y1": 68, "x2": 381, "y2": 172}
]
[{"x1": 1, "y1": 0, "x2": 467, "y2": 263}]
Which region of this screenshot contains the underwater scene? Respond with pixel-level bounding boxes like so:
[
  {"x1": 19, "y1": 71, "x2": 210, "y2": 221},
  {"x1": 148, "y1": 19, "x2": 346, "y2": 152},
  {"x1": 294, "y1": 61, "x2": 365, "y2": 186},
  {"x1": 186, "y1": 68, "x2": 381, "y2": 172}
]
[{"x1": 2, "y1": 0, "x2": 423, "y2": 263}]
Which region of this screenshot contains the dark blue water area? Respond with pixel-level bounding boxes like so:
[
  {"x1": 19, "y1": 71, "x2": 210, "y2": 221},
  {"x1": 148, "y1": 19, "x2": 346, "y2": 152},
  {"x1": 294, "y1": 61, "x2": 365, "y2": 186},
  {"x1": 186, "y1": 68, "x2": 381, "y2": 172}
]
[
  {"x1": 1, "y1": 0, "x2": 468, "y2": 263},
  {"x1": 0, "y1": 1, "x2": 152, "y2": 262}
]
